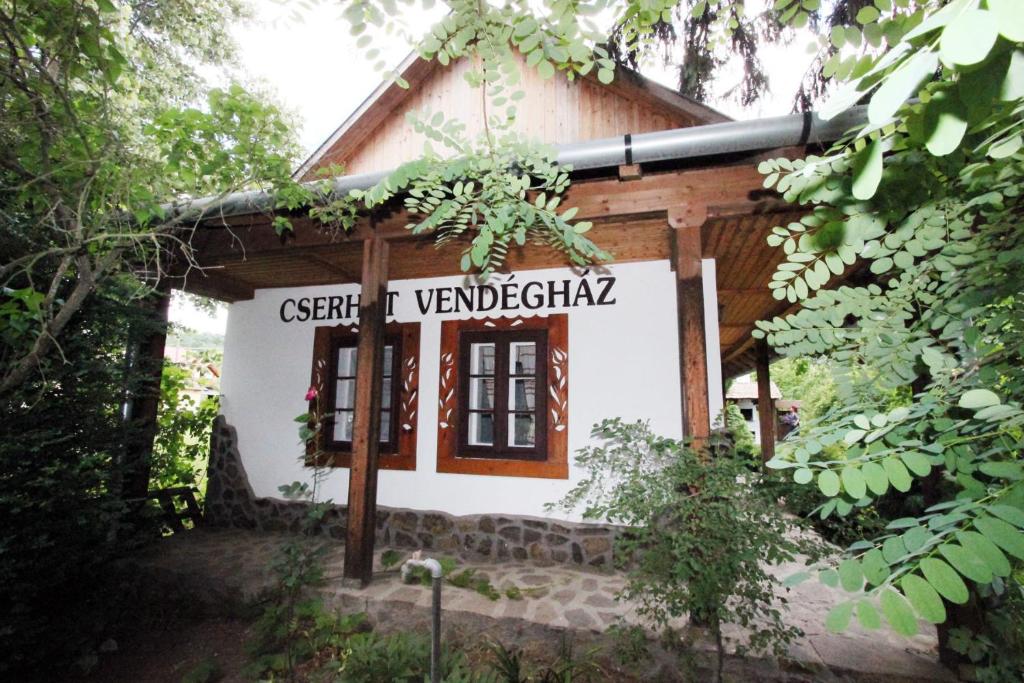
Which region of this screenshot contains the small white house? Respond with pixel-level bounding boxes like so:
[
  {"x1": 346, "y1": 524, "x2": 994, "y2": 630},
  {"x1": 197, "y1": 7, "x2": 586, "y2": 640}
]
[
  {"x1": 726, "y1": 376, "x2": 781, "y2": 443},
  {"x1": 168, "y1": 54, "x2": 859, "y2": 583}
]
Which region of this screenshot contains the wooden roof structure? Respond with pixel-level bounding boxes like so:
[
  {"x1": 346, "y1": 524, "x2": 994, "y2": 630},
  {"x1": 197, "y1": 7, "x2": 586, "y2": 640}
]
[
  {"x1": 295, "y1": 52, "x2": 730, "y2": 179},
  {"x1": 175, "y1": 56, "x2": 838, "y2": 379}
]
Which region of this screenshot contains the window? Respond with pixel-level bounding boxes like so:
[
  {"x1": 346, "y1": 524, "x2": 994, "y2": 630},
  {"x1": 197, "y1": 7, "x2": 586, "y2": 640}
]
[
  {"x1": 740, "y1": 407, "x2": 754, "y2": 421},
  {"x1": 437, "y1": 315, "x2": 568, "y2": 479},
  {"x1": 328, "y1": 336, "x2": 400, "y2": 452},
  {"x1": 308, "y1": 322, "x2": 420, "y2": 470},
  {"x1": 458, "y1": 330, "x2": 547, "y2": 460}
]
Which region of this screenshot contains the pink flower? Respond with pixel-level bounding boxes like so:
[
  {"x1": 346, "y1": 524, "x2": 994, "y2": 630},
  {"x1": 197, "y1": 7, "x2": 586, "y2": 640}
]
[{"x1": 305, "y1": 386, "x2": 318, "y2": 401}]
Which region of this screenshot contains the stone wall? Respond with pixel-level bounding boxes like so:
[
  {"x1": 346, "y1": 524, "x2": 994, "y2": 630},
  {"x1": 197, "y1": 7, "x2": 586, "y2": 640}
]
[{"x1": 205, "y1": 416, "x2": 617, "y2": 568}]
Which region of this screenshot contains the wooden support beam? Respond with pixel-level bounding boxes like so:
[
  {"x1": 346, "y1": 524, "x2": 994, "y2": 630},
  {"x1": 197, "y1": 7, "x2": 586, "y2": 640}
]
[
  {"x1": 755, "y1": 338, "x2": 776, "y2": 463},
  {"x1": 670, "y1": 204, "x2": 710, "y2": 442},
  {"x1": 343, "y1": 235, "x2": 389, "y2": 586},
  {"x1": 618, "y1": 164, "x2": 642, "y2": 181}
]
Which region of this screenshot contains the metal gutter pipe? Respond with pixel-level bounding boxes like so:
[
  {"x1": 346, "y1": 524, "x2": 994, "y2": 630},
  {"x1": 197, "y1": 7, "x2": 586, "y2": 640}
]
[{"x1": 179, "y1": 106, "x2": 867, "y2": 222}]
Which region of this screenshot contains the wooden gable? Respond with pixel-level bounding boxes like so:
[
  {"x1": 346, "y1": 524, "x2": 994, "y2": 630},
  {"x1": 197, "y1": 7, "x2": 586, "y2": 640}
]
[{"x1": 298, "y1": 53, "x2": 729, "y2": 179}]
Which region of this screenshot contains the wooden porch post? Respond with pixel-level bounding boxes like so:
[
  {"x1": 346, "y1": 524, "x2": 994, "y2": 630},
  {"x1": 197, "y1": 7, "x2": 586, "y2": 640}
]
[
  {"x1": 755, "y1": 338, "x2": 776, "y2": 462},
  {"x1": 122, "y1": 282, "x2": 171, "y2": 501},
  {"x1": 669, "y1": 205, "x2": 710, "y2": 442},
  {"x1": 343, "y1": 235, "x2": 389, "y2": 585}
]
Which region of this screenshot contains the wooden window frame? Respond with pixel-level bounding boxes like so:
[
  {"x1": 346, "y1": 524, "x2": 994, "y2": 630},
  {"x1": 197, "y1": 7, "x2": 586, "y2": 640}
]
[
  {"x1": 437, "y1": 314, "x2": 568, "y2": 479},
  {"x1": 307, "y1": 322, "x2": 419, "y2": 471},
  {"x1": 326, "y1": 331, "x2": 402, "y2": 453}
]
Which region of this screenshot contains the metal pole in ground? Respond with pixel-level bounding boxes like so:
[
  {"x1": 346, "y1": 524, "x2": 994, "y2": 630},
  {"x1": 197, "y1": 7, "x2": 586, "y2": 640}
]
[{"x1": 401, "y1": 557, "x2": 443, "y2": 683}]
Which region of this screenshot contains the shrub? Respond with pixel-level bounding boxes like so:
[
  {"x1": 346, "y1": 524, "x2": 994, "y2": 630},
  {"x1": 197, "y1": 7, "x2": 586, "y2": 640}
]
[{"x1": 553, "y1": 419, "x2": 821, "y2": 682}]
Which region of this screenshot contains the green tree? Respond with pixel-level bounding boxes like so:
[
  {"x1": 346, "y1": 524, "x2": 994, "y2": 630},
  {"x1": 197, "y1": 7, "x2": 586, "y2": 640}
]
[
  {"x1": 0, "y1": 0, "x2": 302, "y2": 675},
  {"x1": 770, "y1": 356, "x2": 837, "y2": 424},
  {"x1": 743, "y1": 1, "x2": 1024, "y2": 677},
  {"x1": 0, "y1": 0, "x2": 300, "y2": 395},
  {"x1": 553, "y1": 419, "x2": 817, "y2": 682}
]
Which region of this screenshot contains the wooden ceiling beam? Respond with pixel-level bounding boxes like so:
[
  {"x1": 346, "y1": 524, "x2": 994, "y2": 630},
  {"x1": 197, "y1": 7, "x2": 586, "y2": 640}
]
[
  {"x1": 300, "y1": 253, "x2": 359, "y2": 282},
  {"x1": 171, "y1": 268, "x2": 256, "y2": 303}
]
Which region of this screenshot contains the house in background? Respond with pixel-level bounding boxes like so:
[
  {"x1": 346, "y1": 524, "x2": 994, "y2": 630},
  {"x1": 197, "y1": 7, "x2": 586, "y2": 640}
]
[
  {"x1": 725, "y1": 376, "x2": 792, "y2": 443},
  {"x1": 151, "y1": 52, "x2": 864, "y2": 585}
]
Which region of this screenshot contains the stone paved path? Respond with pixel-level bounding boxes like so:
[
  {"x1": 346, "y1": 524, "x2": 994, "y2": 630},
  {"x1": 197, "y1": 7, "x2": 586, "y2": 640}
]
[{"x1": 135, "y1": 528, "x2": 954, "y2": 681}]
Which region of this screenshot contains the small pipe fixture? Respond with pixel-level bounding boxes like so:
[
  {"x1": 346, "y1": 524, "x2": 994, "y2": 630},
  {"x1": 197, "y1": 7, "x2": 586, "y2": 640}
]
[
  {"x1": 401, "y1": 555, "x2": 443, "y2": 683},
  {"x1": 175, "y1": 106, "x2": 868, "y2": 223}
]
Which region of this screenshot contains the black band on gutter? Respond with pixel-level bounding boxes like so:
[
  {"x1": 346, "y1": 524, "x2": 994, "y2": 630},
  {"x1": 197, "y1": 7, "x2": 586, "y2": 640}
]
[
  {"x1": 799, "y1": 111, "x2": 813, "y2": 146},
  {"x1": 623, "y1": 133, "x2": 633, "y2": 165}
]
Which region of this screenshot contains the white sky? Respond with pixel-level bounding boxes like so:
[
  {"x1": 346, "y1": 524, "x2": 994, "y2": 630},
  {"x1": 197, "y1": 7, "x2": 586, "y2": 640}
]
[{"x1": 172, "y1": 0, "x2": 821, "y2": 335}]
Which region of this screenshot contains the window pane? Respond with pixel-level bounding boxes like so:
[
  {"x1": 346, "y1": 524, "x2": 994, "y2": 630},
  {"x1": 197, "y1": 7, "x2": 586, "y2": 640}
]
[
  {"x1": 338, "y1": 344, "x2": 394, "y2": 378},
  {"x1": 337, "y1": 346, "x2": 357, "y2": 377},
  {"x1": 508, "y1": 377, "x2": 536, "y2": 411},
  {"x1": 382, "y1": 377, "x2": 392, "y2": 402},
  {"x1": 508, "y1": 413, "x2": 536, "y2": 447},
  {"x1": 333, "y1": 410, "x2": 353, "y2": 442},
  {"x1": 470, "y1": 343, "x2": 495, "y2": 375},
  {"x1": 468, "y1": 412, "x2": 494, "y2": 446},
  {"x1": 379, "y1": 410, "x2": 391, "y2": 442},
  {"x1": 469, "y1": 377, "x2": 495, "y2": 410},
  {"x1": 335, "y1": 379, "x2": 355, "y2": 409},
  {"x1": 508, "y1": 342, "x2": 536, "y2": 375}
]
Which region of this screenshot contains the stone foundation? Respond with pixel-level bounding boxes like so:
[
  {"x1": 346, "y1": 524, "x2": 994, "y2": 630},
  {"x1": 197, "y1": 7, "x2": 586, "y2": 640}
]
[{"x1": 205, "y1": 416, "x2": 617, "y2": 567}]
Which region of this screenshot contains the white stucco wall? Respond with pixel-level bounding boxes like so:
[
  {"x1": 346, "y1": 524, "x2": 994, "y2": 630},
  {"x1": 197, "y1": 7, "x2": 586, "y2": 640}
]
[{"x1": 219, "y1": 259, "x2": 721, "y2": 520}]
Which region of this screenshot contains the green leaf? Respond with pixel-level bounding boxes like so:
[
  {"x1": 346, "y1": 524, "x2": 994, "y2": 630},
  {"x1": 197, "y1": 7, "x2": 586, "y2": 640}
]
[
  {"x1": 880, "y1": 589, "x2": 918, "y2": 636},
  {"x1": 939, "y1": 10, "x2": 998, "y2": 66},
  {"x1": 919, "y1": 558, "x2": 969, "y2": 604},
  {"x1": 937, "y1": 543, "x2": 993, "y2": 585},
  {"x1": 902, "y1": 526, "x2": 931, "y2": 553},
  {"x1": 838, "y1": 558, "x2": 864, "y2": 592},
  {"x1": 794, "y1": 468, "x2": 814, "y2": 484},
  {"x1": 979, "y1": 462, "x2": 1024, "y2": 480},
  {"x1": 856, "y1": 6, "x2": 880, "y2": 24},
  {"x1": 819, "y1": 568, "x2": 839, "y2": 588},
  {"x1": 974, "y1": 516, "x2": 1024, "y2": 560},
  {"x1": 851, "y1": 139, "x2": 884, "y2": 200},
  {"x1": 862, "y1": 461, "x2": 889, "y2": 495},
  {"x1": 597, "y1": 68, "x2": 614, "y2": 85},
  {"x1": 989, "y1": 0, "x2": 1024, "y2": 41},
  {"x1": 842, "y1": 466, "x2": 867, "y2": 499},
  {"x1": 537, "y1": 60, "x2": 555, "y2": 80},
  {"x1": 883, "y1": 457, "x2": 913, "y2": 492},
  {"x1": 956, "y1": 531, "x2": 1011, "y2": 577},
  {"x1": 868, "y1": 51, "x2": 938, "y2": 126},
  {"x1": 818, "y1": 470, "x2": 841, "y2": 497},
  {"x1": 825, "y1": 602, "x2": 853, "y2": 633},
  {"x1": 958, "y1": 389, "x2": 1000, "y2": 409},
  {"x1": 988, "y1": 504, "x2": 1024, "y2": 527},
  {"x1": 861, "y1": 548, "x2": 889, "y2": 586},
  {"x1": 856, "y1": 600, "x2": 881, "y2": 630},
  {"x1": 900, "y1": 574, "x2": 946, "y2": 623},
  {"x1": 900, "y1": 452, "x2": 932, "y2": 478},
  {"x1": 989, "y1": 135, "x2": 1023, "y2": 159},
  {"x1": 882, "y1": 536, "x2": 907, "y2": 564},
  {"x1": 923, "y1": 94, "x2": 968, "y2": 156}
]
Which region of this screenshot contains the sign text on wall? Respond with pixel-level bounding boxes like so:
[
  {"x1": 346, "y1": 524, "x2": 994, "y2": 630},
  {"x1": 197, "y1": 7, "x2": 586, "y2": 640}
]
[{"x1": 278, "y1": 275, "x2": 617, "y2": 323}]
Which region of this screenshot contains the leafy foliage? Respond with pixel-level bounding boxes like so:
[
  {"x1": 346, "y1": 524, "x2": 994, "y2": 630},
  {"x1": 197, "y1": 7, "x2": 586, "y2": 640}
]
[
  {"x1": 742, "y1": 0, "x2": 1024, "y2": 674},
  {"x1": 0, "y1": 0, "x2": 301, "y2": 394},
  {"x1": 316, "y1": 109, "x2": 610, "y2": 275},
  {"x1": 769, "y1": 356, "x2": 838, "y2": 424},
  {"x1": 151, "y1": 363, "x2": 219, "y2": 495},
  {"x1": 553, "y1": 419, "x2": 819, "y2": 681},
  {"x1": 723, "y1": 402, "x2": 757, "y2": 459}
]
